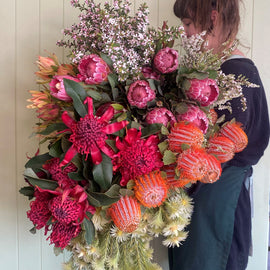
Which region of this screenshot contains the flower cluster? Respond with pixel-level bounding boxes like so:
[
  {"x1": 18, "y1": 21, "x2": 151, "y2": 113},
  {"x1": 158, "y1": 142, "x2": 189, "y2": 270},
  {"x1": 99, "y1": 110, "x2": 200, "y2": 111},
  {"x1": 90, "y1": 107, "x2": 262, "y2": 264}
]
[{"x1": 21, "y1": 0, "x2": 252, "y2": 269}]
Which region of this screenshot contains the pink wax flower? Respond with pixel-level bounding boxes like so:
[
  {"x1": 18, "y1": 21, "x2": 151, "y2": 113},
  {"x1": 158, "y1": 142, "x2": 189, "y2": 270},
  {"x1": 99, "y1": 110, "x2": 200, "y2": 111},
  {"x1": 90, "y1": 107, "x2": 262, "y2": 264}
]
[
  {"x1": 176, "y1": 105, "x2": 209, "y2": 134},
  {"x1": 153, "y1": 47, "x2": 179, "y2": 74},
  {"x1": 142, "y1": 66, "x2": 161, "y2": 80},
  {"x1": 78, "y1": 54, "x2": 110, "y2": 85},
  {"x1": 186, "y1": 78, "x2": 219, "y2": 107},
  {"x1": 146, "y1": 107, "x2": 176, "y2": 127},
  {"x1": 127, "y1": 80, "x2": 156, "y2": 109},
  {"x1": 49, "y1": 75, "x2": 79, "y2": 102}
]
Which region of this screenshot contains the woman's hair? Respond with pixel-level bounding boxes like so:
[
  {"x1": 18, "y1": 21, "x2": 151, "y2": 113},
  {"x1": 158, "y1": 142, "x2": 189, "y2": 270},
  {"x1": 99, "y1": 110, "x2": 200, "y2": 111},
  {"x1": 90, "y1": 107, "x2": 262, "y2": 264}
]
[{"x1": 173, "y1": 0, "x2": 241, "y2": 43}]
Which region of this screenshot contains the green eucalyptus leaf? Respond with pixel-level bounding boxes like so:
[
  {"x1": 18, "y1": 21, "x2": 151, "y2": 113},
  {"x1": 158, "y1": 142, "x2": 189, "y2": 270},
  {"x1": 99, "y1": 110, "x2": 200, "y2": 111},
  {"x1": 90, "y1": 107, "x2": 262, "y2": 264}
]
[
  {"x1": 92, "y1": 153, "x2": 113, "y2": 190},
  {"x1": 175, "y1": 102, "x2": 189, "y2": 114},
  {"x1": 147, "y1": 79, "x2": 157, "y2": 91},
  {"x1": 119, "y1": 189, "x2": 134, "y2": 197},
  {"x1": 83, "y1": 217, "x2": 95, "y2": 245},
  {"x1": 112, "y1": 87, "x2": 119, "y2": 101},
  {"x1": 106, "y1": 139, "x2": 118, "y2": 153},
  {"x1": 184, "y1": 71, "x2": 208, "y2": 80},
  {"x1": 163, "y1": 150, "x2": 176, "y2": 165},
  {"x1": 37, "y1": 123, "x2": 68, "y2": 135},
  {"x1": 141, "y1": 123, "x2": 162, "y2": 138},
  {"x1": 100, "y1": 52, "x2": 113, "y2": 68},
  {"x1": 25, "y1": 153, "x2": 52, "y2": 169},
  {"x1": 19, "y1": 186, "x2": 35, "y2": 200},
  {"x1": 68, "y1": 172, "x2": 85, "y2": 181},
  {"x1": 63, "y1": 79, "x2": 88, "y2": 117},
  {"x1": 86, "y1": 89, "x2": 102, "y2": 101},
  {"x1": 49, "y1": 140, "x2": 63, "y2": 157},
  {"x1": 182, "y1": 79, "x2": 191, "y2": 91},
  {"x1": 208, "y1": 70, "x2": 218, "y2": 79},
  {"x1": 108, "y1": 73, "x2": 118, "y2": 89}
]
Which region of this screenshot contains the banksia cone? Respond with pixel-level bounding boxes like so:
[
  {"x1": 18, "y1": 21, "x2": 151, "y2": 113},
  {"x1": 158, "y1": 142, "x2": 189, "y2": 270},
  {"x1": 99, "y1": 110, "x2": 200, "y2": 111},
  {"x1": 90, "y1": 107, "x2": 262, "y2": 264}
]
[
  {"x1": 209, "y1": 109, "x2": 218, "y2": 125},
  {"x1": 108, "y1": 196, "x2": 141, "y2": 233},
  {"x1": 207, "y1": 135, "x2": 235, "y2": 163},
  {"x1": 177, "y1": 148, "x2": 209, "y2": 181},
  {"x1": 219, "y1": 122, "x2": 248, "y2": 153},
  {"x1": 168, "y1": 121, "x2": 204, "y2": 153},
  {"x1": 163, "y1": 165, "x2": 193, "y2": 188},
  {"x1": 134, "y1": 171, "x2": 168, "y2": 208},
  {"x1": 200, "y1": 154, "x2": 222, "y2": 183}
]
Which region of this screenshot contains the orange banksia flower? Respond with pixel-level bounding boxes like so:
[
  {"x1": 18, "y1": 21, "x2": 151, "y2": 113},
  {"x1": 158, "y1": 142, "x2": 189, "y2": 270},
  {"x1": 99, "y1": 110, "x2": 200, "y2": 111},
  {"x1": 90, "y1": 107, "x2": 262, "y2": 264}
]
[
  {"x1": 163, "y1": 165, "x2": 193, "y2": 188},
  {"x1": 108, "y1": 196, "x2": 141, "y2": 233},
  {"x1": 207, "y1": 135, "x2": 235, "y2": 163},
  {"x1": 209, "y1": 109, "x2": 218, "y2": 125},
  {"x1": 177, "y1": 148, "x2": 209, "y2": 181},
  {"x1": 168, "y1": 121, "x2": 204, "y2": 153},
  {"x1": 200, "y1": 154, "x2": 222, "y2": 183},
  {"x1": 134, "y1": 171, "x2": 168, "y2": 208},
  {"x1": 219, "y1": 122, "x2": 248, "y2": 153}
]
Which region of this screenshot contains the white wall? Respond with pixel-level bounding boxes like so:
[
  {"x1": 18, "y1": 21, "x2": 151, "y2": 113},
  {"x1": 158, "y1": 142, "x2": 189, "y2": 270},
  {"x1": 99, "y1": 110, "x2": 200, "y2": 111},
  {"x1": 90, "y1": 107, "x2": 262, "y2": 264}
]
[{"x1": 0, "y1": 0, "x2": 269, "y2": 269}]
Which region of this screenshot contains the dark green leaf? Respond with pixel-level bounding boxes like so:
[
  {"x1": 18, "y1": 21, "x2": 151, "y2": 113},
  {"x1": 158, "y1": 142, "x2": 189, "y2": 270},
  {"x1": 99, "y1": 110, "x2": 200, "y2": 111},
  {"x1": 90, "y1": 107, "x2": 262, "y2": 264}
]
[
  {"x1": 108, "y1": 73, "x2": 118, "y2": 89},
  {"x1": 19, "y1": 186, "x2": 35, "y2": 200},
  {"x1": 68, "y1": 172, "x2": 85, "y2": 181},
  {"x1": 207, "y1": 70, "x2": 218, "y2": 79},
  {"x1": 182, "y1": 79, "x2": 191, "y2": 91},
  {"x1": 92, "y1": 153, "x2": 113, "y2": 190},
  {"x1": 83, "y1": 217, "x2": 95, "y2": 245},
  {"x1": 61, "y1": 137, "x2": 72, "y2": 153},
  {"x1": 30, "y1": 227, "x2": 36, "y2": 234},
  {"x1": 37, "y1": 123, "x2": 68, "y2": 135},
  {"x1": 63, "y1": 79, "x2": 88, "y2": 117},
  {"x1": 147, "y1": 79, "x2": 157, "y2": 91},
  {"x1": 25, "y1": 153, "x2": 52, "y2": 169},
  {"x1": 112, "y1": 87, "x2": 119, "y2": 101},
  {"x1": 183, "y1": 71, "x2": 208, "y2": 80},
  {"x1": 175, "y1": 102, "x2": 189, "y2": 114},
  {"x1": 49, "y1": 140, "x2": 63, "y2": 157},
  {"x1": 119, "y1": 189, "x2": 134, "y2": 197},
  {"x1": 106, "y1": 139, "x2": 118, "y2": 153},
  {"x1": 86, "y1": 89, "x2": 102, "y2": 101},
  {"x1": 141, "y1": 123, "x2": 162, "y2": 138},
  {"x1": 100, "y1": 52, "x2": 113, "y2": 68}
]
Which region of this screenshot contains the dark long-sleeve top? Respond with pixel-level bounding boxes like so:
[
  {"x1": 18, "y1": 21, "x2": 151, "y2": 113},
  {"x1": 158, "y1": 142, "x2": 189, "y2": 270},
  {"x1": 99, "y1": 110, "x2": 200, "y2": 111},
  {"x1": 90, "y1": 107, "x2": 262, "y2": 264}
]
[{"x1": 217, "y1": 58, "x2": 270, "y2": 167}]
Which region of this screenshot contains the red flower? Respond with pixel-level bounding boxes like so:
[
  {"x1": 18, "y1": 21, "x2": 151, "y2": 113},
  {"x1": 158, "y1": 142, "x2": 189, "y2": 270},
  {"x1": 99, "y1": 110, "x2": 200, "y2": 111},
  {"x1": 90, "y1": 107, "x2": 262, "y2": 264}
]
[
  {"x1": 60, "y1": 97, "x2": 128, "y2": 166},
  {"x1": 47, "y1": 222, "x2": 81, "y2": 249},
  {"x1": 43, "y1": 157, "x2": 77, "y2": 188},
  {"x1": 200, "y1": 154, "x2": 222, "y2": 183},
  {"x1": 113, "y1": 128, "x2": 164, "y2": 186}
]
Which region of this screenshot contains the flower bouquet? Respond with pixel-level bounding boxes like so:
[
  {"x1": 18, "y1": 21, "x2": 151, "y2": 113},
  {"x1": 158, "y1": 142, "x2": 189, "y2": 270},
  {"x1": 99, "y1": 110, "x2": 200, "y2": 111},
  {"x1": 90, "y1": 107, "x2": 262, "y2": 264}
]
[{"x1": 20, "y1": 0, "x2": 255, "y2": 269}]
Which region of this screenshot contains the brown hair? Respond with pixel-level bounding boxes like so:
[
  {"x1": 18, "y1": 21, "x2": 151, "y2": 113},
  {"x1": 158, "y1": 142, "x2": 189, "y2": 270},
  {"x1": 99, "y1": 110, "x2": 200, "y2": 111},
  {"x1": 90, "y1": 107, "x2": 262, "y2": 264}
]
[{"x1": 173, "y1": 0, "x2": 241, "y2": 43}]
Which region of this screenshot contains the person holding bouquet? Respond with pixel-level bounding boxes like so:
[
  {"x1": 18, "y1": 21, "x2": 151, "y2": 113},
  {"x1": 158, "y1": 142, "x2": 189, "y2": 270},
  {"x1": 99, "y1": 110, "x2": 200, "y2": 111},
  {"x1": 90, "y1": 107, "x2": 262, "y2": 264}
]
[{"x1": 169, "y1": 0, "x2": 270, "y2": 269}]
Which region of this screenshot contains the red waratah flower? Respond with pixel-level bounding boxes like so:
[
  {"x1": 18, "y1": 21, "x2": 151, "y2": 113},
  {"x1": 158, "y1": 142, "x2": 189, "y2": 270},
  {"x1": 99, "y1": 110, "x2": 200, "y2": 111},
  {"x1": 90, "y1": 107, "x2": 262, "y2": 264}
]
[
  {"x1": 60, "y1": 97, "x2": 128, "y2": 166},
  {"x1": 186, "y1": 78, "x2": 219, "y2": 107},
  {"x1": 145, "y1": 107, "x2": 176, "y2": 127},
  {"x1": 113, "y1": 128, "x2": 164, "y2": 186},
  {"x1": 162, "y1": 164, "x2": 193, "y2": 188},
  {"x1": 47, "y1": 221, "x2": 81, "y2": 249},
  {"x1": 142, "y1": 66, "x2": 161, "y2": 80},
  {"x1": 127, "y1": 80, "x2": 156, "y2": 109},
  {"x1": 108, "y1": 196, "x2": 141, "y2": 233},
  {"x1": 153, "y1": 47, "x2": 179, "y2": 74},
  {"x1": 134, "y1": 170, "x2": 168, "y2": 208},
  {"x1": 207, "y1": 135, "x2": 236, "y2": 163},
  {"x1": 200, "y1": 154, "x2": 222, "y2": 183},
  {"x1": 219, "y1": 122, "x2": 248, "y2": 153},
  {"x1": 177, "y1": 148, "x2": 210, "y2": 181},
  {"x1": 43, "y1": 157, "x2": 77, "y2": 188},
  {"x1": 176, "y1": 105, "x2": 209, "y2": 134},
  {"x1": 78, "y1": 54, "x2": 110, "y2": 85},
  {"x1": 49, "y1": 75, "x2": 80, "y2": 102},
  {"x1": 168, "y1": 121, "x2": 204, "y2": 153}
]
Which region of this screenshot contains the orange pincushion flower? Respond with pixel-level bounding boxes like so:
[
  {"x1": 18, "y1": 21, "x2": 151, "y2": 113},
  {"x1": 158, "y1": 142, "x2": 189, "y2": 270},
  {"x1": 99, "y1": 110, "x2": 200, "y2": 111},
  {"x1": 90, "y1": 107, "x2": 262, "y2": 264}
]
[
  {"x1": 168, "y1": 121, "x2": 204, "y2": 153},
  {"x1": 200, "y1": 154, "x2": 222, "y2": 183},
  {"x1": 209, "y1": 109, "x2": 218, "y2": 125},
  {"x1": 134, "y1": 171, "x2": 168, "y2": 208},
  {"x1": 207, "y1": 135, "x2": 235, "y2": 163},
  {"x1": 108, "y1": 196, "x2": 141, "y2": 233},
  {"x1": 177, "y1": 148, "x2": 209, "y2": 181},
  {"x1": 163, "y1": 165, "x2": 194, "y2": 188},
  {"x1": 219, "y1": 122, "x2": 248, "y2": 153}
]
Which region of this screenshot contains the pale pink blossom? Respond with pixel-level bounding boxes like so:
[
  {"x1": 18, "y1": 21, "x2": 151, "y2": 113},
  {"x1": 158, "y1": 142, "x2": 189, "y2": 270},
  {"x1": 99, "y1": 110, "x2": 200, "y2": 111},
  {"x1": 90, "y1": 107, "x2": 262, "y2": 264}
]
[
  {"x1": 49, "y1": 75, "x2": 79, "y2": 102},
  {"x1": 78, "y1": 54, "x2": 110, "y2": 84},
  {"x1": 186, "y1": 78, "x2": 219, "y2": 107},
  {"x1": 127, "y1": 80, "x2": 155, "y2": 108},
  {"x1": 176, "y1": 104, "x2": 209, "y2": 134},
  {"x1": 153, "y1": 47, "x2": 179, "y2": 74},
  {"x1": 146, "y1": 107, "x2": 176, "y2": 126}
]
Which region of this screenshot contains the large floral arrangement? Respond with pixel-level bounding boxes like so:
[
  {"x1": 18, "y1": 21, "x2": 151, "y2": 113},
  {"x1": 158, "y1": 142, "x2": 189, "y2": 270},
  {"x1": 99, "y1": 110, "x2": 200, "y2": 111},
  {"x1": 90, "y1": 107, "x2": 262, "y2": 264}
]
[{"x1": 20, "y1": 0, "x2": 254, "y2": 269}]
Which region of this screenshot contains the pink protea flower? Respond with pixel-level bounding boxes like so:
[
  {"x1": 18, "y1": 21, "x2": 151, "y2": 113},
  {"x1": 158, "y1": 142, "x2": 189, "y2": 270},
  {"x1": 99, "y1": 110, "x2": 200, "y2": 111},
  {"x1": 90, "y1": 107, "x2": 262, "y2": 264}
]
[
  {"x1": 43, "y1": 157, "x2": 77, "y2": 188},
  {"x1": 127, "y1": 80, "x2": 156, "y2": 109},
  {"x1": 49, "y1": 75, "x2": 79, "y2": 102},
  {"x1": 176, "y1": 105, "x2": 209, "y2": 134},
  {"x1": 142, "y1": 66, "x2": 161, "y2": 80},
  {"x1": 78, "y1": 54, "x2": 110, "y2": 85},
  {"x1": 60, "y1": 97, "x2": 128, "y2": 166},
  {"x1": 153, "y1": 47, "x2": 179, "y2": 74},
  {"x1": 145, "y1": 107, "x2": 176, "y2": 127},
  {"x1": 47, "y1": 221, "x2": 81, "y2": 249},
  {"x1": 113, "y1": 128, "x2": 164, "y2": 186},
  {"x1": 186, "y1": 78, "x2": 219, "y2": 107}
]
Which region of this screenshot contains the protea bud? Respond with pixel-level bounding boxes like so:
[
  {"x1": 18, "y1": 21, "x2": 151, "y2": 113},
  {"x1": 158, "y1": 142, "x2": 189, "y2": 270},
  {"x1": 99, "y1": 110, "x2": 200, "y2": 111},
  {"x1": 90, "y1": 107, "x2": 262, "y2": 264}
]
[
  {"x1": 168, "y1": 121, "x2": 204, "y2": 153},
  {"x1": 108, "y1": 196, "x2": 141, "y2": 233},
  {"x1": 207, "y1": 135, "x2": 235, "y2": 163},
  {"x1": 146, "y1": 107, "x2": 176, "y2": 126},
  {"x1": 219, "y1": 122, "x2": 248, "y2": 153},
  {"x1": 134, "y1": 171, "x2": 168, "y2": 207}
]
